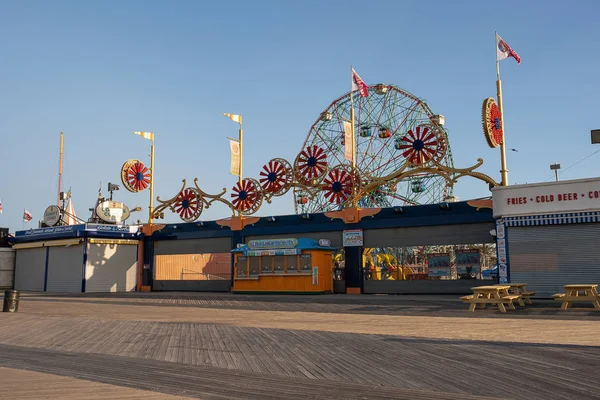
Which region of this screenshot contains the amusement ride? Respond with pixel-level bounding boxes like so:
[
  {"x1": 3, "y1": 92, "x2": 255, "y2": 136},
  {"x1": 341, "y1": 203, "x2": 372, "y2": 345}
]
[{"x1": 126, "y1": 81, "x2": 499, "y2": 228}]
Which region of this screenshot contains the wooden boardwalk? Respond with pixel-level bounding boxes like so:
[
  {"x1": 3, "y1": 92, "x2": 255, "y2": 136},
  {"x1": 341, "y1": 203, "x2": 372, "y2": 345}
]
[
  {"x1": 0, "y1": 367, "x2": 190, "y2": 400},
  {"x1": 1, "y1": 293, "x2": 599, "y2": 399}
]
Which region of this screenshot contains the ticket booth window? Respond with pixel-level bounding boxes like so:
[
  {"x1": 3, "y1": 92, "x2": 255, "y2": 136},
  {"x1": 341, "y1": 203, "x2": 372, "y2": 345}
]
[
  {"x1": 262, "y1": 256, "x2": 274, "y2": 274},
  {"x1": 300, "y1": 254, "x2": 312, "y2": 273},
  {"x1": 237, "y1": 256, "x2": 248, "y2": 278},
  {"x1": 249, "y1": 257, "x2": 260, "y2": 277},
  {"x1": 274, "y1": 256, "x2": 285, "y2": 274},
  {"x1": 286, "y1": 255, "x2": 298, "y2": 273}
]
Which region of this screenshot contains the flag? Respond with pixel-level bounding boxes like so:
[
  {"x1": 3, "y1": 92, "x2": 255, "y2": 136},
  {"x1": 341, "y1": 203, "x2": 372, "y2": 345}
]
[
  {"x1": 496, "y1": 33, "x2": 521, "y2": 64},
  {"x1": 23, "y1": 209, "x2": 33, "y2": 222},
  {"x1": 0, "y1": 199, "x2": 3, "y2": 214},
  {"x1": 64, "y1": 197, "x2": 77, "y2": 225},
  {"x1": 229, "y1": 138, "x2": 241, "y2": 176},
  {"x1": 134, "y1": 131, "x2": 154, "y2": 141},
  {"x1": 343, "y1": 121, "x2": 353, "y2": 161},
  {"x1": 351, "y1": 68, "x2": 369, "y2": 97},
  {"x1": 223, "y1": 113, "x2": 242, "y2": 124}
]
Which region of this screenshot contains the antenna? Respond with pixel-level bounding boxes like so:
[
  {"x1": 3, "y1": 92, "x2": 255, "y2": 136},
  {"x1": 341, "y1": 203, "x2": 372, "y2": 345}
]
[{"x1": 57, "y1": 132, "x2": 64, "y2": 206}]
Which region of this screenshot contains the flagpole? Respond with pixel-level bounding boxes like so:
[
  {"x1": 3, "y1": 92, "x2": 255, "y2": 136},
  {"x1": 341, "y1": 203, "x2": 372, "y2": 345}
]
[
  {"x1": 58, "y1": 132, "x2": 64, "y2": 206},
  {"x1": 149, "y1": 136, "x2": 155, "y2": 224},
  {"x1": 350, "y1": 66, "x2": 356, "y2": 171},
  {"x1": 350, "y1": 66, "x2": 357, "y2": 207},
  {"x1": 496, "y1": 32, "x2": 509, "y2": 186},
  {"x1": 238, "y1": 119, "x2": 243, "y2": 187}
]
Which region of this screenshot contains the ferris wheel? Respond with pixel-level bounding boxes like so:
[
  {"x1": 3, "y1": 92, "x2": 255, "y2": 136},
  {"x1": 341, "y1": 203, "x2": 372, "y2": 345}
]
[{"x1": 294, "y1": 84, "x2": 455, "y2": 214}]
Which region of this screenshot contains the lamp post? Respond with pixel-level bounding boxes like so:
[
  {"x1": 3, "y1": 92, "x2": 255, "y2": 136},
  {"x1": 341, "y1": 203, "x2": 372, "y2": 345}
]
[
  {"x1": 133, "y1": 131, "x2": 155, "y2": 224},
  {"x1": 591, "y1": 129, "x2": 600, "y2": 144},
  {"x1": 550, "y1": 163, "x2": 561, "y2": 182}
]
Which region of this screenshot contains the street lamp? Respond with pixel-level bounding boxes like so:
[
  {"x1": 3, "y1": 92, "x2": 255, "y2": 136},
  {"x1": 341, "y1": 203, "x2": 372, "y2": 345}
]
[
  {"x1": 550, "y1": 163, "x2": 561, "y2": 182},
  {"x1": 133, "y1": 131, "x2": 155, "y2": 224},
  {"x1": 591, "y1": 129, "x2": 600, "y2": 144}
]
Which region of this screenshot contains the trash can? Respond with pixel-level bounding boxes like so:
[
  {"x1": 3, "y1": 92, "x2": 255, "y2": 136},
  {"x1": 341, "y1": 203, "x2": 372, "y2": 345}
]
[{"x1": 2, "y1": 290, "x2": 19, "y2": 313}]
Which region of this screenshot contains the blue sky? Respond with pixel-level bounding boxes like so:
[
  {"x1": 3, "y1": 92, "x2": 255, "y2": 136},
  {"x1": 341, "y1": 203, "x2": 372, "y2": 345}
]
[{"x1": 1, "y1": 0, "x2": 599, "y2": 232}]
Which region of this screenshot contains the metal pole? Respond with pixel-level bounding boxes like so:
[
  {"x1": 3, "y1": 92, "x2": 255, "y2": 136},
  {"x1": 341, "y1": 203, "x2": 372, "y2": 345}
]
[
  {"x1": 350, "y1": 66, "x2": 356, "y2": 171},
  {"x1": 495, "y1": 32, "x2": 509, "y2": 187},
  {"x1": 238, "y1": 119, "x2": 243, "y2": 217},
  {"x1": 496, "y1": 71, "x2": 509, "y2": 186},
  {"x1": 149, "y1": 139, "x2": 155, "y2": 224},
  {"x1": 58, "y1": 132, "x2": 64, "y2": 205},
  {"x1": 239, "y1": 123, "x2": 243, "y2": 186},
  {"x1": 554, "y1": 170, "x2": 559, "y2": 182}
]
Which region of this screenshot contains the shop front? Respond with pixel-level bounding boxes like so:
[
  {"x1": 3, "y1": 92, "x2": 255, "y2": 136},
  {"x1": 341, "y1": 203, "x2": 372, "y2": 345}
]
[
  {"x1": 493, "y1": 177, "x2": 600, "y2": 297},
  {"x1": 12, "y1": 224, "x2": 141, "y2": 293},
  {"x1": 232, "y1": 238, "x2": 334, "y2": 294}
]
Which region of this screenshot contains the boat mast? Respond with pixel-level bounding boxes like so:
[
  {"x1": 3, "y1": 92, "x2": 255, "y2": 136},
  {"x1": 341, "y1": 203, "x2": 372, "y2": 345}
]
[{"x1": 58, "y1": 132, "x2": 64, "y2": 205}]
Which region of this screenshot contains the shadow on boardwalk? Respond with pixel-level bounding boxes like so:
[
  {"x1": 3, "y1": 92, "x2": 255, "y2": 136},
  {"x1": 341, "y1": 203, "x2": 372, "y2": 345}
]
[{"x1": 20, "y1": 291, "x2": 600, "y2": 320}]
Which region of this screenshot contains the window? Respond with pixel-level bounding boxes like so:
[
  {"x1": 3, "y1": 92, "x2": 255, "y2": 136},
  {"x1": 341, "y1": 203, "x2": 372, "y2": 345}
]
[
  {"x1": 300, "y1": 254, "x2": 312, "y2": 273},
  {"x1": 286, "y1": 255, "x2": 298, "y2": 273},
  {"x1": 261, "y1": 256, "x2": 274, "y2": 274},
  {"x1": 237, "y1": 256, "x2": 248, "y2": 278},
  {"x1": 274, "y1": 256, "x2": 285, "y2": 274},
  {"x1": 249, "y1": 256, "x2": 260, "y2": 277}
]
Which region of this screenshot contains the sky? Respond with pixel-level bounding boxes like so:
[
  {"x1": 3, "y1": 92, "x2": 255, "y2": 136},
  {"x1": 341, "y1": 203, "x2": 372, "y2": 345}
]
[{"x1": 1, "y1": 0, "x2": 600, "y2": 232}]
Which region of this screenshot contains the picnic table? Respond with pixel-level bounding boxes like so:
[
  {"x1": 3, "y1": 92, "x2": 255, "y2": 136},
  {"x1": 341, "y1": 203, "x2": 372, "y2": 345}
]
[
  {"x1": 493, "y1": 283, "x2": 536, "y2": 306},
  {"x1": 461, "y1": 285, "x2": 521, "y2": 313},
  {"x1": 553, "y1": 284, "x2": 600, "y2": 310}
]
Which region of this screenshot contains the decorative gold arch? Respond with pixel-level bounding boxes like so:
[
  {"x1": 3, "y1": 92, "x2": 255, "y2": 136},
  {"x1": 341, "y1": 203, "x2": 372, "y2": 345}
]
[{"x1": 147, "y1": 153, "x2": 498, "y2": 228}]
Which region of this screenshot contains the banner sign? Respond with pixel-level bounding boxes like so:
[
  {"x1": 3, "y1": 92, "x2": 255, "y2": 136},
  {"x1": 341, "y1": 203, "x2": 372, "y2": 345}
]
[
  {"x1": 427, "y1": 253, "x2": 451, "y2": 277},
  {"x1": 455, "y1": 249, "x2": 481, "y2": 275},
  {"x1": 248, "y1": 238, "x2": 298, "y2": 250},
  {"x1": 496, "y1": 219, "x2": 509, "y2": 283},
  {"x1": 246, "y1": 249, "x2": 300, "y2": 257},
  {"x1": 86, "y1": 224, "x2": 139, "y2": 233},
  {"x1": 16, "y1": 224, "x2": 84, "y2": 238},
  {"x1": 343, "y1": 229, "x2": 363, "y2": 247},
  {"x1": 492, "y1": 177, "x2": 600, "y2": 217}
]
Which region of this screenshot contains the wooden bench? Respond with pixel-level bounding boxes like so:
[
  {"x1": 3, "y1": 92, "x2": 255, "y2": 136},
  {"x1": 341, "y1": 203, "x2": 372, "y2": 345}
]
[
  {"x1": 501, "y1": 295, "x2": 521, "y2": 310},
  {"x1": 552, "y1": 293, "x2": 565, "y2": 300},
  {"x1": 460, "y1": 295, "x2": 473, "y2": 302}
]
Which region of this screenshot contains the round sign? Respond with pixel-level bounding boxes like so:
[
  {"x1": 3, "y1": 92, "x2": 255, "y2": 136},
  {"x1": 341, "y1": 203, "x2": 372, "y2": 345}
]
[
  {"x1": 96, "y1": 201, "x2": 131, "y2": 224},
  {"x1": 43, "y1": 205, "x2": 62, "y2": 226},
  {"x1": 482, "y1": 97, "x2": 504, "y2": 148}
]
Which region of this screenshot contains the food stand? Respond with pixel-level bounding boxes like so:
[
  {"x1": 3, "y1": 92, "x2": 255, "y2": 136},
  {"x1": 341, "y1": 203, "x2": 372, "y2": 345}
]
[{"x1": 232, "y1": 238, "x2": 334, "y2": 293}]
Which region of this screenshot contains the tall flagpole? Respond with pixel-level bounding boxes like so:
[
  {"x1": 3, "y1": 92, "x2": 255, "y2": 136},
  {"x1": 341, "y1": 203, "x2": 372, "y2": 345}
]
[
  {"x1": 149, "y1": 136, "x2": 155, "y2": 224},
  {"x1": 495, "y1": 32, "x2": 509, "y2": 186},
  {"x1": 58, "y1": 132, "x2": 64, "y2": 205},
  {"x1": 238, "y1": 117, "x2": 243, "y2": 187},
  {"x1": 349, "y1": 66, "x2": 356, "y2": 171},
  {"x1": 224, "y1": 114, "x2": 243, "y2": 216},
  {"x1": 134, "y1": 131, "x2": 156, "y2": 225},
  {"x1": 350, "y1": 66, "x2": 357, "y2": 207}
]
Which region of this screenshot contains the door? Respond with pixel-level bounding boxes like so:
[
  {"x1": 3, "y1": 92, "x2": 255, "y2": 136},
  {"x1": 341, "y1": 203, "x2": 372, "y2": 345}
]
[
  {"x1": 508, "y1": 224, "x2": 600, "y2": 297},
  {"x1": 86, "y1": 242, "x2": 137, "y2": 292},
  {"x1": 46, "y1": 244, "x2": 84, "y2": 293},
  {"x1": 14, "y1": 247, "x2": 46, "y2": 292}
]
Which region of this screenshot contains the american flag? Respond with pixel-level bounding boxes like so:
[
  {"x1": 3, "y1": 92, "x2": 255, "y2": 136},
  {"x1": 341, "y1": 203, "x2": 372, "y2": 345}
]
[
  {"x1": 0, "y1": 199, "x2": 3, "y2": 214},
  {"x1": 23, "y1": 209, "x2": 33, "y2": 222},
  {"x1": 496, "y1": 33, "x2": 521, "y2": 64}
]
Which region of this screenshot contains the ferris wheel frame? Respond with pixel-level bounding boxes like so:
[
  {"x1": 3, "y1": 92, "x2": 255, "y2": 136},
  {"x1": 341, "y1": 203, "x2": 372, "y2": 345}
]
[{"x1": 293, "y1": 84, "x2": 455, "y2": 214}]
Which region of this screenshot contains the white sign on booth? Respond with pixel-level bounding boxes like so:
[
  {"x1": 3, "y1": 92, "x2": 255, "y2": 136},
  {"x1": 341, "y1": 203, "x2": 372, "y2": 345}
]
[{"x1": 492, "y1": 177, "x2": 600, "y2": 217}]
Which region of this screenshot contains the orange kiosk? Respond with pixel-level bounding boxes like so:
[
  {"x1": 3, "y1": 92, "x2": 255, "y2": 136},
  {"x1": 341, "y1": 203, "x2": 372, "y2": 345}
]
[{"x1": 232, "y1": 238, "x2": 334, "y2": 293}]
